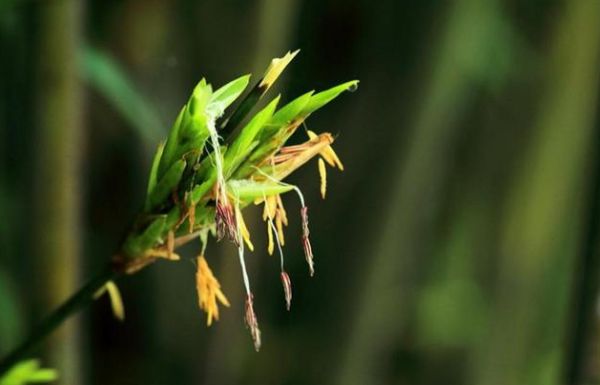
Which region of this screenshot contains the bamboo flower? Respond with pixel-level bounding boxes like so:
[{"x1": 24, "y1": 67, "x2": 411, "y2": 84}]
[{"x1": 111, "y1": 50, "x2": 358, "y2": 350}]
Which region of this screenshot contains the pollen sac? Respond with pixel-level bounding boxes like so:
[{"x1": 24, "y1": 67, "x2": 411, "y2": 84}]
[
  {"x1": 280, "y1": 271, "x2": 292, "y2": 311},
  {"x1": 215, "y1": 197, "x2": 239, "y2": 245},
  {"x1": 245, "y1": 294, "x2": 262, "y2": 351},
  {"x1": 300, "y1": 206, "x2": 315, "y2": 276}
]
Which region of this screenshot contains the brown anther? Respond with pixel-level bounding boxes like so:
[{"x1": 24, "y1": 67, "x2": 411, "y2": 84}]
[
  {"x1": 280, "y1": 271, "x2": 292, "y2": 311},
  {"x1": 245, "y1": 294, "x2": 262, "y2": 351},
  {"x1": 300, "y1": 206, "x2": 314, "y2": 276},
  {"x1": 216, "y1": 198, "x2": 239, "y2": 245}
]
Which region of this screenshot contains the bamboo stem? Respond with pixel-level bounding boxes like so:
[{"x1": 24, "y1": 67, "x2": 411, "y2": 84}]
[
  {"x1": 563, "y1": 108, "x2": 600, "y2": 385},
  {"x1": 0, "y1": 267, "x2": 119, "y2": 376}
]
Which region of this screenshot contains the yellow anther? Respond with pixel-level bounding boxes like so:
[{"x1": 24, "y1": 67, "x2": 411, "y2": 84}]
[
  {"x1": 196, "y1": 256, "x2": 230, "y2": 326},
  {"x1": 94, "y1": 281, "x2": 125, "y2": 321},
  {"x1": 318, "y1": 158, "x2": 327, "y2": 199}
]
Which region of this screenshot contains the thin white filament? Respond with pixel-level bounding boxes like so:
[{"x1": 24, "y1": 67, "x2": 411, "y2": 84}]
[{"x1": 234, "y1": 195, "x2": 251, "y2": 296}]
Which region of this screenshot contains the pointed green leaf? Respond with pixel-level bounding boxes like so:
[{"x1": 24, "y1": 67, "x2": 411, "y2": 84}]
[
  {"x1": 145, "y1": 141, "x2": 165, "y2": 201},
  {"x1": 159, "y1": 79, "x2": 212, "y2": 177},
  {"x1": 228, "y1": 179, "x2": 294, "y2": 201},
  {"x1": 147, "y1": 159, "x2": 186, "y2": 211},
  {"x1": 0, "y1": 359, "x2": 58, "y2": 385},
  {"x1": 26, "y1": 369, "x2": 59, "y2": 382},
  {"x1": 122, "y1": 216, "x2": 167, "y2": 258},
  {"x1": 210, "y1": 74, "x2": 251, "y2": 113},
  {"x1": 301, "y1": 80, "x2": 359, "y2": 116},
  {"x1": 158, "y1": 106, "x2": 185, "y2": 178},
  {"x1": 270, "y1": 91, "x2": 314, "y2": 127},
  {"x1": 259, "y1": 50, "x2": 300, "y2": 94},
  {"x1": 220, "y1": 51, "x2": 298, "y2": 137},
  {"x1": 224, "y1": 96, "x2": 280, "y2": 175}
]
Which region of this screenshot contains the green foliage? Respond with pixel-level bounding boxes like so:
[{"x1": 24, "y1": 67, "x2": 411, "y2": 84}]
[
  {"x1": 223, "y1": 96, "x2": 280, "y2": 177},
  {"x1": 146, "y1": 159, "x2": 187, "y2": 211},
  {"x1": 0, "y1": 272, "x2": 22, "y2": 355},
  {"x1": 210, "y1": 75, "x2": 251, "y2": 112},
  {"x1": 300, "y1": 80, "x2": 359, "y2": 116},
  {"x1": 0, "y1": 360, "x2": 57, "y2": 385},
  {"x1": 228, "y1": 180, "x2": 294, "y2": 201},
  {"x1": 122, "y1": 215, "x2": 167, "y2": 257}
]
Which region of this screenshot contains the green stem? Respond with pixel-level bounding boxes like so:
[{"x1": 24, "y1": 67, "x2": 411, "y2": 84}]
[{"x1": 0, "y1": 267, "x2": 120, "y2": 376}]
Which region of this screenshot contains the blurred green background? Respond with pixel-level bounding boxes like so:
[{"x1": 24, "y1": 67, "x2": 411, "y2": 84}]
[{"x1": 2, "y1": 0, "x2": 600, "y2": 384}]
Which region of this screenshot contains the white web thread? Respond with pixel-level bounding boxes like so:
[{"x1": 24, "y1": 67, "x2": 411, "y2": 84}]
[{"x1": 205, "y1": 111, "x2": 227, "y2": 200}]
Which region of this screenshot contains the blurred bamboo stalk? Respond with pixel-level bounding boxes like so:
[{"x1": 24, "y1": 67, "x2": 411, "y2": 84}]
[
  {"x1": 334, "y1": 1, "x2": 506, "y2": 383},
  {"x1": 474, "y1": 1, "x2": 600, "y2": 385},
  {"x1": 251, "y1": 0, "x2": 300, "y2": 75},
  {"x1": 34, "y1": 0, "x2": 83, "y2": 383},
  {"x1": 565, "y1": 97, "x2": 600, "y2": 384}
]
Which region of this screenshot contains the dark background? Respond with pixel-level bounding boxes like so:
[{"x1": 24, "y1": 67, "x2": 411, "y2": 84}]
[{"x1": 1, "y1": 0, "x2": 600, "y2": 384}]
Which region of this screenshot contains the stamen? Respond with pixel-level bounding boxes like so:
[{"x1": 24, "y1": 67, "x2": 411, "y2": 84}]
[
  {"x1": 267, "y1": 222, "x2": 274, "y2": 256},
  {"x1": 280, "y1": 271, "x2": 292, "y2": 311},
  {"x1": 215, "y1": 191, "x2": 239, "y2": 245},
  {"x1": 305, "y1": 129, "x2": 344, "y2": 170},
  {"x1": 300, "y1": 206, "x2": 314, "y2": 276},
  {"x1": 237, "y1": 209, "x2": 255, "y2": 252},
  {"x1": 267, "y1": 213, "x2": 286, "y2": 272},
  {"x1": 250, "y1": 167, "x2": 315, "y2": 276},
  {"x1": 234, "y1": 196, "x2": 261, "y2": 351},
  {"x1": 196, "y1": 256, "x2": 230, "y2": 326},
  {"x1": 264, "y1": 192, "x2": 291, "y2": 310},
  {"x1": 93, "y1": 281, "x2": 125, "y2": 321},
  {"x1": 318, "y1": 158, "x2": 327, "y2": 199},
  {"x1": 276, "y1": 215, "x2": 285, "y2": 246},
  {"x1": 234, "y1": 201, "x2": 251, "y2": 296},
  {"x1": 245, "y1": 294, "x2": 262, "y2": 351},
  {"x1": 276, "y1": 195, "x2": 288, "y2": 226}
]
